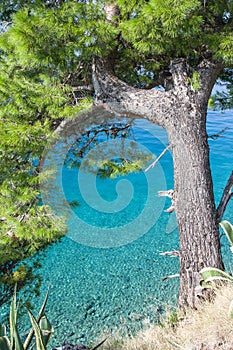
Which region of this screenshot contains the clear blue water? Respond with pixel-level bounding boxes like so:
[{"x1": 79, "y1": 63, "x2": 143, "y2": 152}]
[
  {"x1": 208, "y1": 110, "x2": 233, "y2": 270},
  {"x1": 1, "y1": 109, "x2": 233, "y2": 348}
]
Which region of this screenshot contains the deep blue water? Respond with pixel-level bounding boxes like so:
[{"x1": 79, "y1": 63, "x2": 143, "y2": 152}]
[{"x1": 1, "y1": 109, "x2": 233, "y2": 348}]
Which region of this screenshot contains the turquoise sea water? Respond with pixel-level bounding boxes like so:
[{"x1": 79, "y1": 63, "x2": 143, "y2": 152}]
[{"x1": 1, "y1": 109, "x2": 233, "y2": 348}]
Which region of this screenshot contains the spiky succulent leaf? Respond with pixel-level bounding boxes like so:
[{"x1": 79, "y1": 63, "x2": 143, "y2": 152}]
[
  {"x1": 0, "y1": 324, "x2": 7, "y2": 337},
  {"x1": 200, "y1": 267, "x2": 233, "y2": 284},
  {"x1": 14, "y1": 330, "x2": 24, "y2": 350},
  {"x1": 9, "y1": 285, "x2": 24, "y2": 350},
  {"x1": 9, "y1": 286, "x2": 17, "y2": 347},
  {"x1": 220, "y1": 220, "x2": 233, "y2": 248},
  {"x1": 24, "y1": 287, "x2": 50, "y2": 349},
  {"x1": 39, "y1": 315, "x2": 54, "y2": 346},
  {"x1": 0, "y1": 336, "x2": 11, "y2": 350},
  {"x1": 27, "y1": 309, "x2": 46, "y2": 350}
]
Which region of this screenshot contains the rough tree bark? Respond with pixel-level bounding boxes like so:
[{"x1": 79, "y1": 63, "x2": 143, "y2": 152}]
[{"x1": 92, "y1": 56, "x2": 225, "y2": 308}]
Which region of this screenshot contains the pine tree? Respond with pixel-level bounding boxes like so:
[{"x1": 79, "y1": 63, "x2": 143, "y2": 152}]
[
  {"x1": 0, "y1": 1, "x2": 93, "y2": 303},
  {"x1": 0, "y1": 0, "x2": 232, "y2": 307}
]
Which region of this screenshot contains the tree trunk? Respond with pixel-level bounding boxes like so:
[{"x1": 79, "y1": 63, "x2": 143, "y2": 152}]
[
  {"x1": 167, "y1": 105, "x2": 224, "y2": 307},
  {"x1": 92, "y1": 57, "x2": 224, "y2": 308}
]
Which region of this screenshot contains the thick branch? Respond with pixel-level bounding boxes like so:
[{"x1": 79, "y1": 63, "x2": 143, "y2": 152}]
[
  {"x1": 217, "y1": 171, "x2": 233, "y2": 222},
  {"x1": 169, "y1": 59, "x2": 190, "y2": 90},
  {"x1": 92, "y1": 57, "x2": 174, "y2": 128},
  {"x1": 196, "y1": 59, "x2": 224, "y2": 106}
]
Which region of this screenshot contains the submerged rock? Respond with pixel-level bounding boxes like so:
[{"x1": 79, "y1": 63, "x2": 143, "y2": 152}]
[
  {"x1": 52, "y1": 343, "x2": 90, "y2": 350},
  {"x1": 52, "y1": 338, "x2": 106, "y2": 350}
]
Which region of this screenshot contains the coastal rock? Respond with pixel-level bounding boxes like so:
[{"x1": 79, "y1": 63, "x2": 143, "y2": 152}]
[{"x1": 52, "y1": 343, "x2": 90, "y2": 350}]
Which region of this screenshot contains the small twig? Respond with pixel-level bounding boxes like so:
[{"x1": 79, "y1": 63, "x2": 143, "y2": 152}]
[
  {"x1": 145, "y1": 144, "x2": 170, "y2": 172},
  {"x1": 91, "y1": 338, "x2": 108, "y2": 350},
  {"x1": 208, "y1": 127, "x2": 228, "y2": 140},
  {"x1": 0, "y1": 21, "x2": 12, "y2": 33},
  {"x1": 158, "y1": 189, "x2": 174, "y2": 199},
  {"x1": 217, "y1": 170, "x2": 233, "y2": 222},
  {"x1": 72, "y1": 85, "x2": 94, "y2": 92},
  {"x1": 77, "y1": 123, "x2": 132, "y2": 157},
  {"x1": 160, "y1": 250, "x2": 179, "y2": 257},
  {"x1": 158, "y1": 189, "x2": 175, "y2": 213},
  {"x1": 18, "y1": 213, "x2": 29, "y2": 223},
  {"x1": 162, "y1": 274, "x2": 180, "y2": 281}
]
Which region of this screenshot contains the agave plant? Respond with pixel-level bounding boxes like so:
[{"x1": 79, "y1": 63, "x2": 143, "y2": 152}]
[
  {"x1": 0, "y1": 286, "x2": 53, "y2": 350},
  {"x1": 220, "y1": 220, "x2": 233, "y2": 252},
  {"x1": 199, "y1": 220, "x2": 233, "y2": 317},
  {"x1": 200, "y1": 266, "x2": 233, "y2": 285},
  {"x1": 200, "y1": 220, "x2": 233, "y2": 286}
]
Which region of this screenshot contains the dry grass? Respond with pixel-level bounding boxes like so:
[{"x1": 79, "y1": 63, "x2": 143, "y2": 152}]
[{"x1": 101, "y1": 285, "x2": 233, "y2": 350}]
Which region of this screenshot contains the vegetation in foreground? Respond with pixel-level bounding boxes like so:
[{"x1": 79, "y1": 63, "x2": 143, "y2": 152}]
[
  {"x1": 1, "y1": 284, "x2": 233, "y2": 350},
  {"x1": 101, "y1": 285, "x2": 233, "y2": 350},
  {"x1": 0, "y1": 286, "x2": 106, "y2": 350}
]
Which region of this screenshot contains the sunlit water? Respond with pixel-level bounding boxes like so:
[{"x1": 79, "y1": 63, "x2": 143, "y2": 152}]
[{"x1": 1, "y1": 109, "x2": 233, "y2": 348}]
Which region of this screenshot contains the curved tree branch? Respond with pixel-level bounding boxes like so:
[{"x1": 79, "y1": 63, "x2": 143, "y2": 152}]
[
  {"x1": 92, "y1": 57, "x2": 177, "y2": 128},
  {"x1": 196, "y1": 59, "x2": 224, "y2": 106}
]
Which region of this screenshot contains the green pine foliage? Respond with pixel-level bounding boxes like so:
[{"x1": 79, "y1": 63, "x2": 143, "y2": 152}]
[
  {"x1": 97, "y1": 157, "x2": 153, "y2": 179},
  {"x1": 0, "y1": 1, "x2": 95, "y2": 302}
]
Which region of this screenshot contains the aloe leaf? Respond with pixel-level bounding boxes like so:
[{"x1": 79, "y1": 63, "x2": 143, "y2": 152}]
[
  {"x1": 27, "y1": 309, "x2": 46, "y2": 350},
  {"x1": 14, "y1": 329, "x2": 24, "y2": 350},
  {"x1": 9, "y1": 285, "x2": 23, "y2": 350},
  {"x1": 9, "y1": 285, "x2": 17, "y2": 347},
  {"x1": 24, "y1": 287, "x2": 50, "y2": 349},
  {"x1": 200, "y1": 267, "x2": 233, "y2": 283},
  {"x1": 220, "y1": 220, "x2": 233, "y2": 247},
  {"x1": 36, "y1": 287, "x2": 50, "y2": 322},
  {"x1": 39, "y1": 315, "x2": 54, "y2": 346},
  {"x1": 0, "y1": 336, "x2": 11, "y2": 350}
]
